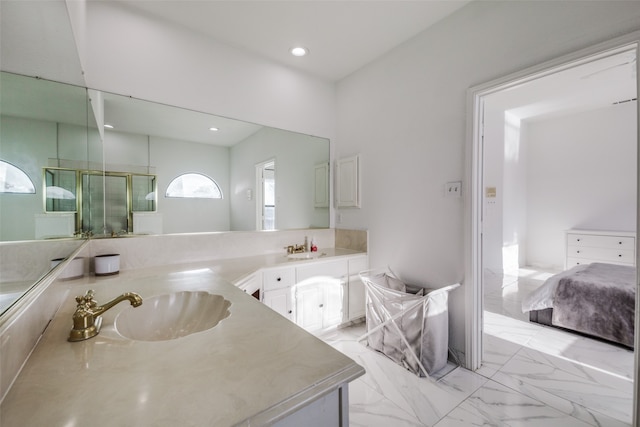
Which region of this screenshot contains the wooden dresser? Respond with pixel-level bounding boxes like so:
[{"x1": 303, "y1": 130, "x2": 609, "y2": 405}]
[{"x1": 565, "y1": 229, "x2": 636, "y2": 268}]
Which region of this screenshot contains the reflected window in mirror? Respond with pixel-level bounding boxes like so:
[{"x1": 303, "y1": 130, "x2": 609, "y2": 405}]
[
  {"x1": 0, "y1": 160, "x2": 36, "y2": 194},
  {"x1": 166, "y1": 173, "x2": 222, "y2": 199},
  {"x1": 44, "y1": 168, "x2": 77, "y2": 212}
]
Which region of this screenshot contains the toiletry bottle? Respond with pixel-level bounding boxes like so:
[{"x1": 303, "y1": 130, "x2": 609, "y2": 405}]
[
  {"x1": 304, "y1": 236, "x2": 309, "y2": 252},
  {"x1": 311, "y1": 237, "x2": 318, "y2": 252}
]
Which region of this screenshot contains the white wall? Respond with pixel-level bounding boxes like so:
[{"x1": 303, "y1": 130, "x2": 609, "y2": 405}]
[
  {"x1": 0, "y1": 116, "x2": 90, "y2": 241},
  {"x1": 103, "y1": 130, "x2": 232, "y2": 234},
  {"x1": 71, "y1": 1, "x2": 336, "y2": 141},
  {"x1": 229, "y1": 127, "x2": 329, "y2": 231},
  {"x1": 481, "y1": 103, "x2": 507, "y2": 273},
  {"x1": 526, "y1": 102, "x2": 637, "y2": 268},
  {"x1": 482, "y1": 106, "x2": 529, "y2": 276},
  {"x1": 1, "y1": 1, "x2": 85, "y2": 86},
  {"x1": 335, "y1": 1, "x2": 640, "y2": 353}
]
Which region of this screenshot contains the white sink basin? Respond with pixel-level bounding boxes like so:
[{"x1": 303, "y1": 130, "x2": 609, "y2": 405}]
[
  {"x1": 287, "y1": 252, "x2": 325, "y2": 260},
  {"x1": 115, "y1": 291, "x2": 231, "y2": 341}
]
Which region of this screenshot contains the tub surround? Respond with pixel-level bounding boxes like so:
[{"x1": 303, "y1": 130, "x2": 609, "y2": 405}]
[{"x1": 0, "y1": 256, "x2": 365, "y2": 426}]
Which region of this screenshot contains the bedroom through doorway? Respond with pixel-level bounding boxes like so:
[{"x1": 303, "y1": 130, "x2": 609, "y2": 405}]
[{"x1": 468, "y1": 38, "x2": 638, "y2": 425}]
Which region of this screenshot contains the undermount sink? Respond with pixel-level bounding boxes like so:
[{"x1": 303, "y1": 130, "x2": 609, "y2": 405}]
[
  {"x1": 287, "y1": 252, "x2": 325, "y2": 260},
  {"x1": 115, "y1": 291, "x2": 231, "y2": 341}
]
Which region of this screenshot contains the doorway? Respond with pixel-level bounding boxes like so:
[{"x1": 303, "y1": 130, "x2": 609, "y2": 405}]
[
  {"x1": 256, "y1": 159, "x2": 275, "y2": 231},
  {"x1": 466, "y1": 35, "x2": 639, "y2": 425}
]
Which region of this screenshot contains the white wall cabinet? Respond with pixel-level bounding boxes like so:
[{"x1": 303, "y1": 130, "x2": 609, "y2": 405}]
[
  {"x1": 259, "y1": 254, "x2": 368, "y2": 333},
  {"x1": 336, "y1": 155, "x2": 360, "y2": 208}
]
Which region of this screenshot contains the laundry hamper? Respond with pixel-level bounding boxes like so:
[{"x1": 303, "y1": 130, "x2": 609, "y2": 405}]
[{"x1": 358, "y1": 268, "x2": 460, "y2": 377}]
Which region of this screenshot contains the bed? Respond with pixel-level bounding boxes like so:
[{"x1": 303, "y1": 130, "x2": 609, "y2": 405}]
[{"x1": 522, "y1": 262, "x2": 636, "y2": 349}]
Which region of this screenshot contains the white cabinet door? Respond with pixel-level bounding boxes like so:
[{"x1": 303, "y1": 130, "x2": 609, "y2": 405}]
[
  {"x1": 296, "y1": 284, "x2": 324, "y2": 331},
  {"x1": 323, "y1": 280, "x2": 345, "y2": 326},
  {"x1": 347, "y1": 256, "x2": 368, "y2": 320},
  {"x1": 347, "y1": 278, "x2": 366, "y2": 320},
  {"x1": 296, "y1": 280, "x2": 344, "y2": 332},
  {"x1": 336, "y1": 155, "x2": 360, "y2": 208},
  {"x1": 263, "y1": 288, "x2": 293, "y2": 321}
]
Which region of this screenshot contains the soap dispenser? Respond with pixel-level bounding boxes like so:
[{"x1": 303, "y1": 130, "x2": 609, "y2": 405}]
[
  {"x1": 304, "y1": 236, "x2": 309, "y2": 252},
  {"x1": 310, "y1": 237, "x2": 318, "y2": 252}
]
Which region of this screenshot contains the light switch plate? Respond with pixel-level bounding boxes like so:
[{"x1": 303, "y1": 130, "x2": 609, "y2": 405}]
[{"x1": 445, "y1": 181, "x2": 462, "y2": 198}]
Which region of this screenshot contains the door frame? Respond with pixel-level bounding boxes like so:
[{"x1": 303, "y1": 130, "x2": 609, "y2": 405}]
[
  {"x1": 464, "y1": 31, "x2": 640, "y2": 425},
  {"x1": 255, "y1": 158, "x2": 276, "y2": 231}
]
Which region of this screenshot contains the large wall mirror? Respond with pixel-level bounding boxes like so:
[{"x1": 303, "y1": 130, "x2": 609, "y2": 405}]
[
  {"x1": 0, "y1": 70, "x2": 330, "y2": 316},
  {"x1": 96, "y1": 91, "x2": 330, "y2": 235}
]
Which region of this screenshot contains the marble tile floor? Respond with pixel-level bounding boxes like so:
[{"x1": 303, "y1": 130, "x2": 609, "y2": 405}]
[{"x1": 320, "y1": 268, "x2": 634, "y2": 426}]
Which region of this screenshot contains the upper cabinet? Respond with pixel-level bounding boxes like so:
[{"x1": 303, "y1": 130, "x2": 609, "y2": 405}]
[{"x1": 336, "y1": 154, "x2": 360, "y2": 208}]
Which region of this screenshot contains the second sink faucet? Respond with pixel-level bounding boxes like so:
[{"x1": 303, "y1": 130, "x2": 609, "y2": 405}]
[{"x1": 285, "y1": 236, "x2": 309, "y2": 254}]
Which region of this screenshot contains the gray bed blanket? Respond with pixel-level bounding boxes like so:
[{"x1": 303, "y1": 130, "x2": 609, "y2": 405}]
[{"x1": 552, "y1": 262, "x2": 636, "y2": 348}]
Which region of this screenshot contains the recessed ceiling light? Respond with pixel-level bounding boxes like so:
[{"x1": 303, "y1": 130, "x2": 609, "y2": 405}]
[
  {"x1": 104, "y1": 124, "x2": 114, "y2": 129},
  {"x1": 290, "y1": 46, "x2": 308, "y2": 57},
  {"x1": 209, "y1": 127, "x2": 219, "y2": 132}
]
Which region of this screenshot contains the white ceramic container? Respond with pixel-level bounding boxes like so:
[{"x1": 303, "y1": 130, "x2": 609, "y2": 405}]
[
  {"x1": 94, "y1": 254, "x2": 120, "y2": 276},
  {"x1": 51, "y1": 257, "x2": 85, "y2": 280}
]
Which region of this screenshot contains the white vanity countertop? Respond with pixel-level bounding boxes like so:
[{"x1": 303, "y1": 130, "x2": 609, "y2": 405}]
[{"x1": 0, "y1": 249, "x2": 366, "y2": 426}]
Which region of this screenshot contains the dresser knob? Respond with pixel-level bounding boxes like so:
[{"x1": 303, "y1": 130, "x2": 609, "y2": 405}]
[{"x1": 277, "y1": 277, "x2": 281, "y2": 282}]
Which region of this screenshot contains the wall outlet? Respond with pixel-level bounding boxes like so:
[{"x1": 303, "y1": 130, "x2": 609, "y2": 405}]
[{"x1": 445, "y1": 181, "x2": 462, "y2": 198}]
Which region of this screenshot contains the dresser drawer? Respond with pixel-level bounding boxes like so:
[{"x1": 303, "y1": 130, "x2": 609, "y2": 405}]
[
  {"x1": 566, "y1": 245, "x2": 635, "y2": 264},
  {"x1": 567, "y1": 233, "x2": 635, "y2": 250},
  {"x1": 567, "y1": 257, "x2": 635, "y2": 268},
  {"x1": 263, "y1": 267, "x2": 296, "y2": 291}
]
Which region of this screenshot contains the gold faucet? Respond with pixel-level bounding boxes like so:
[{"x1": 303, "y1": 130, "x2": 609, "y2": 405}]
[{"x1": 68, "y1": 289, "x2": 142, "y2": 342}]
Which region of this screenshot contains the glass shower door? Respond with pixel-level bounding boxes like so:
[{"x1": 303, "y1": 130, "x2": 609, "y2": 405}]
[{"x1": 82, "y1": 173, "x2": 129, "y2": 236}]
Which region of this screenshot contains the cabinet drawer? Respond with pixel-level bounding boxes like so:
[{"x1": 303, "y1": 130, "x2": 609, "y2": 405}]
[
  {"x1": 567, "y1": 233, "x2": 635, "y2": 250},
  {"x1": 296, "y1": 259, "x2": 348, "y2": 283},
  {"x1": 263, "y1": 268, "x2": 296, "y2": 291},
  {"x1": 567, "y1": 245, "x2": 635, "y2": 264}
]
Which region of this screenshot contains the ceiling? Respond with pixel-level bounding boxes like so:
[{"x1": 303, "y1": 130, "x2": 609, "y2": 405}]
[
  {"x1": 117, "y1": 0, "x2": 472, "y2": 82},
  {"x1": 486, "y1": 48, "x2": 637, "y2": 122}
]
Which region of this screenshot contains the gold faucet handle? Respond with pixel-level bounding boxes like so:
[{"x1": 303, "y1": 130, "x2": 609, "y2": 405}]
[{"x1": 75, "y1": 290, "x2": 97, "y2": 308}]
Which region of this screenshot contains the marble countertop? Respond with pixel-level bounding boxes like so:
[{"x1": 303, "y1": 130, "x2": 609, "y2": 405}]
[{"x1": 0, "y1": 250, "x2": 366, "y2": 426}]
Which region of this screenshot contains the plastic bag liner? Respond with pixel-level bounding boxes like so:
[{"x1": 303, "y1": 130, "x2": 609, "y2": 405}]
[{"x1": 358, "y1": 269, "x2": 460, "y2": 377}]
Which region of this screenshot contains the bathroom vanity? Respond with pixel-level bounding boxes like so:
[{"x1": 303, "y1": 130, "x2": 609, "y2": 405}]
[
  {"x1": 0, "y1": 256, "x2": 365, "y2": 426},
  {"x1": 0, "y1": 236, "x2": 367, "y2": 427}
]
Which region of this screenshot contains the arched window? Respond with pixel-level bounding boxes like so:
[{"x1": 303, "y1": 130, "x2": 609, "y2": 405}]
[
  {"x1": 165, "y1": 173, "x2": 222, "y2": 199},
  {"x1": 0, "y1": 160, "x2": 35, "y2": 194}
]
